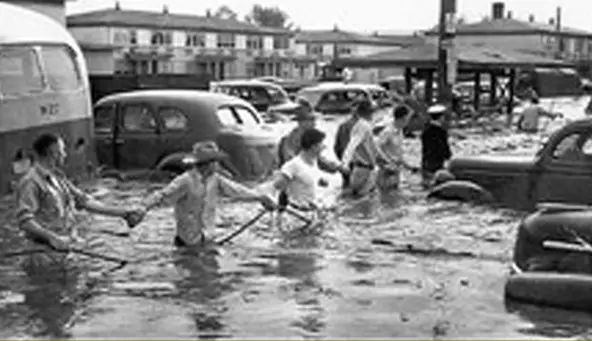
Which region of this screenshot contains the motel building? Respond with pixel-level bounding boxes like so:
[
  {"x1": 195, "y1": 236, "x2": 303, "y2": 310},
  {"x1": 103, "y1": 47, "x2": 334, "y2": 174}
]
[{"x1": 65, "y1": 3, "x2": 318, "y2": 80}]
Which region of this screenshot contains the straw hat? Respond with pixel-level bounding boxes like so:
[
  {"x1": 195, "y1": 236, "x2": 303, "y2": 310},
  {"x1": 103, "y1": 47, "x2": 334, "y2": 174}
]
[{"x1": 184, "y1": 141, "x2": 228, "y2": 165}]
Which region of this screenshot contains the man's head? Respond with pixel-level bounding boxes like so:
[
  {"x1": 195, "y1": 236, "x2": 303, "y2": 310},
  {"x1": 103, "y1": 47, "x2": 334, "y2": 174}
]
[
  {"x1": 190, "y1": 141, "x2": 227, "y2": 177},
  {"x1": 33, "y1": 133, "x2": 67, "y2": 168},
  {"x1": 427, "y1": 104, "x2": 447, "y2": 122},
  {"x1": 393, "y1": 105, "x2": 410, "y2": 129},
  {"x1": 356, "y1": 100, "x2": 374, "y2": 120},
  {"x1": 294, "y1": 98, "x2": 317, "y2": 129},
  {"x1": 300, "y1": 127, "x2": 326, "y2": 157}
]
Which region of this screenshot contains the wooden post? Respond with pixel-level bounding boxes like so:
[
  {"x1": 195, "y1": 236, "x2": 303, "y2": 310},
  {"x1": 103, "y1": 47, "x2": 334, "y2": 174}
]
[
  {"x1": 473, "y1": 72, "x2": 481, "y2": 111},
  {"x1": 404, "y1": 67, "x2": 413, "y2": 94},
  {"x1": 506, "y1": 68, "x2": 516, "y2": 127},
  {"x1": 490, "y1": 71, "x2": 497, "y2": 106},
  {"x1": 426, "y1": 69, "x2": 434, "y2": 104}
]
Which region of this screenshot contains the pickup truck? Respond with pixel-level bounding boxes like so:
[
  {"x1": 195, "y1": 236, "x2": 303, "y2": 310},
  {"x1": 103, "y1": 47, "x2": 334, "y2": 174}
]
[{"x1": 449, "y1": 118, "x2": 592, "y2": 211}]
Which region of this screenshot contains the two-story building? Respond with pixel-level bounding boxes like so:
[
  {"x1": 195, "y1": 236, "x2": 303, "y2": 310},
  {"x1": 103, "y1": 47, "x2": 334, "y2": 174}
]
[
  {"x1": 294, "y1": 26, "x2": 424, "y2": 82},
  {"x1": 424, "y1": 2, "x2": 592, "y2": 62},
  {"x1": 66, "y1": 4, "x2": 316, "y2": 80},
  {"x1": 1, "y1": 0, "x2": 72, "y2": 25}
]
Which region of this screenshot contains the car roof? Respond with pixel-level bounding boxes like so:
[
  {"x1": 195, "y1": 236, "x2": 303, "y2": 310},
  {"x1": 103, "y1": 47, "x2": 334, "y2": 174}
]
[
  {"x1": 299, "y1": 82, "x2": 385, "y2": 93},
  {"x1": 95, "y1": 90, "x2": 253, "y2": 110}
]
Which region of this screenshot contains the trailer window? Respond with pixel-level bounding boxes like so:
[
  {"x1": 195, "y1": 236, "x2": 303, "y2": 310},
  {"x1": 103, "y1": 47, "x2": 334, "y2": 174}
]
[
  {"x1": 40, "y1": 45, "x2": 82, "y2": 91},
  {"x1": 0, "y1": 46, "x2": 44, "y2": 97}
]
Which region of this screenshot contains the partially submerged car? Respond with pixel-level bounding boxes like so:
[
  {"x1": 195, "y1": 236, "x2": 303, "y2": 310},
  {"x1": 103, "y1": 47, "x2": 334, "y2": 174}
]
[
  {"x1": 296, "y1": 82, "x2": 392, "y2": 115},
  {"x1": 210, "y1": 79, "x2": 299, "y2": 118},
  {"x1": 93, "y1": 90, "x2": 278, "y2": 180},
  {"x1": 449, "y1": 118, "x2": 592, "y2": 211}
]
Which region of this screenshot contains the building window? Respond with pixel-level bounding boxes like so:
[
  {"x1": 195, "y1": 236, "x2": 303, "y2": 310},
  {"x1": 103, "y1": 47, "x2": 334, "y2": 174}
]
[
  {"x1": 151, "y1": 32, "x2": 165, "y2": 45},
  {"x1": 273, "y1": 36, "x2": 289, "y2": 50},
  {"x1": 246, "y1": 35, "x2": 263, "y2": 50},
  {"x1": 338, "y1": 47, "x2": 352, "y2": 55},
  {"x1": 164, "y1": 32, "x2": 173, "y2": 45},
  {"x1": 130, "y1": 30, "x2": 137, "y2": 45},
  {"x1": 185, "y1": 33, "x2": 205, "y2": 47},
  {"x1": 217, "y1": 33, "x2": 235, "y2": 48},
  {"x1": 307, "y1": 44, "x2": 323, "y2": 55}
]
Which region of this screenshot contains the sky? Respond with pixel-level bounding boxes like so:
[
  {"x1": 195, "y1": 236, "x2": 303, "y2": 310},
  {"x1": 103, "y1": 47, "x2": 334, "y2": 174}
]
[{"x1": 67, "y1": 0, "x2": 592, "y2": 33}]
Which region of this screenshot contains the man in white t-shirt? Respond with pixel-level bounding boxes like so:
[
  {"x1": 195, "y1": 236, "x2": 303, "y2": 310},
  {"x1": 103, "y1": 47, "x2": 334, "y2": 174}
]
[{"x1": 272, "y1": 128, "x2": 342, "y2": 213}]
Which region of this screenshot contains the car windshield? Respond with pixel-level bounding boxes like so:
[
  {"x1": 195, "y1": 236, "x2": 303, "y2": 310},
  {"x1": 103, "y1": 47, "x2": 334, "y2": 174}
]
[{"x1": 267, "y1": 86, "x2": 289, "y2": 104}]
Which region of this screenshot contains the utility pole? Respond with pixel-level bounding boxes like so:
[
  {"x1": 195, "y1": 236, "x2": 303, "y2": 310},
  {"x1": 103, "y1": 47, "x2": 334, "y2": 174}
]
[{"x1": 437, "y1": 0, "x2": 457, "y2": 105}]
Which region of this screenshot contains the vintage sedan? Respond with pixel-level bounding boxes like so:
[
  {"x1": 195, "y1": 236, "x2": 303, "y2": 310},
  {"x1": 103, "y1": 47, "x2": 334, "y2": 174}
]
[
  {"x1": 210, "y1": 79, "x2": 300, "y2": 117},
  {"x1": 93, "y1": 90, "x2": 279, "y2": 180},
  {"x1": 296, "y1": 82, "x2": 392, "y2": 115},
  {"x1": 449, "y1": 118, "x2": 592, "y2": 211}
]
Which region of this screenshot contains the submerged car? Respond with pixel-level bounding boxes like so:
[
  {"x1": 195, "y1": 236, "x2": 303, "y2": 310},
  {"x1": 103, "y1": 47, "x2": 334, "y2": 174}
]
[
  {"x1": 449, "y1": 118, "x2": 592, "y2": 211},
  {"x1": 210, "y1": 79, "x2": 300, "y2": 118},
  {"x1": 296, "y1": 82, "x2": 392, "y2": 115},
  {"x1": 93, "y1": 90, "x2": 278, "y2": 180}
]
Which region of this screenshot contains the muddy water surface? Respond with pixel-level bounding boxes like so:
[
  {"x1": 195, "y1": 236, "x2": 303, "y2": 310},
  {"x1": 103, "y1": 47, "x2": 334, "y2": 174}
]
[{"x1": 2, "y1": 101, "x2": 592, "y2": 339}]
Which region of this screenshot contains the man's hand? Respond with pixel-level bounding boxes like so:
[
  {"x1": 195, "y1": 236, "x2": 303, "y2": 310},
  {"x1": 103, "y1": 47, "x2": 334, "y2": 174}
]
[
  {"x1": 49, "y1": 235, "x2": 71, "y2": 251},
  {"x1": 124, "y1": 206, "x2": 146, "y2": 229},
  {"x1": 259, "y1": 195, "x2": 277, "y2": 211}
]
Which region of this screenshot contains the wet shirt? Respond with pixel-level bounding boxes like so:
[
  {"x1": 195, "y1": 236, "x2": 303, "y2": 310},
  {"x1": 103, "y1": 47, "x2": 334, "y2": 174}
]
[
  {"x1": 342, "y1": 119, "x2": 379, "y2": 168},
  {"x1": 280, "y1": 154, "x2": 322, "y2": 208},
  {"x1": 16, "y1": 164, "x2": 90, "y2": 241},
  {"x1": 143, "y1": 170, "x2": 259, "y2": 246},
  {"x1": 421, "y1": 122, "x2": 451, "y2": 173},
  {"x1": 377, "y1": 124, "x2": 405, "y2": 170},
  {"x1": 519, "y1": 104, "x2": 545, "y2": 132},
  {"x1": 334, "y1": 115, "x2": 358, "y2": 160}
]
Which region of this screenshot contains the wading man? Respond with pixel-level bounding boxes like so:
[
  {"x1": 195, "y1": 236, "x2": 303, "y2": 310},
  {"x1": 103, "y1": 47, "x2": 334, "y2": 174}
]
[
  {"x1": 138, "y1": 141, "x2": 276, "y2": 248},
  {"x1": 421, "y1": 104, "x2": 452, "y2": 189},
  {"x1": 15, "y1": 133, "x2": 143, "y2": 337}
]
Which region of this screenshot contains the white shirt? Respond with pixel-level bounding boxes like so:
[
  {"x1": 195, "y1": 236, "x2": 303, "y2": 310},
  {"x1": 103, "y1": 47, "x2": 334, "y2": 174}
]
[
  {"x1": 377, "y1": 124, "x2": 404, "y2": 169},
  {"x1": 280, "y1": 154, "x2": 322, "y2": 208}
]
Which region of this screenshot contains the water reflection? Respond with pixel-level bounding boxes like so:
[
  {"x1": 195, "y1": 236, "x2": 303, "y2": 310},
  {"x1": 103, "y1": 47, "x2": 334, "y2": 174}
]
[{"x1": 171, "y1": 245, "x2": 231, "y2": 339}]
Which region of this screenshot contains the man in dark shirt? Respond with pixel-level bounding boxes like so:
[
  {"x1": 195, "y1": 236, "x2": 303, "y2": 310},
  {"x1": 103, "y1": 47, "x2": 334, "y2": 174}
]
[
  {"x1": 421, "y1": 104, "x2": 452, "y2": 189},
  {"x1": 334, "y1": 104, "x2": 360, "y2": 187}
]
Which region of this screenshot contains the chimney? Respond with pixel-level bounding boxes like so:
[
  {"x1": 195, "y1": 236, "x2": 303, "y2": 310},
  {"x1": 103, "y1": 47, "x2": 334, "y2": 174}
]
[
  {"x1": 549, "y1": 17, "x2": 555, "y2": 26},
  {"x1": 205, "y1": 9, "x2": 212, "y2": 18},
  {"x1": 492, "y1": 2, "x2": 505, "y2": 20},
  {"x1": 556, "y1": 6, "x2": 562, "y2": 31},
  {"x1": 162, "y1": 5, "x2": 169, "y2": 14},
  {"x1": 332, "y1": 24, "x2": 339, "y2": 32},
  {"x1": 528, "y1": 14, "x2": 535, "y2": 22},
  {"x1": 114, "y1": 1, "x2": 121, "y2": 10},
  {"x1": 506, "y1": 11, "x2": 512, "y2": 19}
]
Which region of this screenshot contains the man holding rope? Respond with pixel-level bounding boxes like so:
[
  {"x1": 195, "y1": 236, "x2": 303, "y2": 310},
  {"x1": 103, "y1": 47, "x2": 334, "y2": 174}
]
[
  {"x1": 15, "y1": 133, "x2": 144, "y2": 336},
  {"x1": 137, "y1": 141, "x2": 276, "y2": 248}
]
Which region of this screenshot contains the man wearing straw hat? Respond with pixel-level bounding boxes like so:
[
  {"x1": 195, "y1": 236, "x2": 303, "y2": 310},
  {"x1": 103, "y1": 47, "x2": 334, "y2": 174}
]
[{"x1": 138, "y1": 141, "x2": 276, "y2": 248}]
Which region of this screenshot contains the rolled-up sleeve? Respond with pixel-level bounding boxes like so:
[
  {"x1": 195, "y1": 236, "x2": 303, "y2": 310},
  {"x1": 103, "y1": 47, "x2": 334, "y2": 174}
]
[
  {"x1": 15, "y1": 179, "x2": 39, "y2": 227},
  {"x1": 143, "y1": 173, "x2": 189, "y2": 208}
]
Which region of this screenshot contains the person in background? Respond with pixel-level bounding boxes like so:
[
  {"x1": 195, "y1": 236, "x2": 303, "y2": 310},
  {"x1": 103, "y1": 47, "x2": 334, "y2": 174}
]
[
  {"x1": 138, "y1": 141, "x2": 276, "y2": 248},
  {"x1": 334, "y1": 102, "x2": 360, "y2": 187},
  {"x1": 376, "y1": 105, "x2": 420, "y2": 191},
  {"x1": 421, "y1": 104, "x2": 452, "y2": 189},
  {"x1": 516, "y1": 96, "x2": 561, "y2": 133},
  {"x1": 340, "y1": 100, "x2": 389, "y2": 197}
]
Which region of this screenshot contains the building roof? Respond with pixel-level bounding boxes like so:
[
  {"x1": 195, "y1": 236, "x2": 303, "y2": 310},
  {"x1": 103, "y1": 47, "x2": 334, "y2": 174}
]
[
  {"x1": 67, "y1": 8, "x2": 290, "y2": 35},
  {"x1": 332, "y1": 42, "x2": 574, "y2": 69},
  {"x1": 426, "y1": 18, "x2": 592, "y2": 37},
  {"x1": 294, "y1": 28, "x2": 422, "y2": 46}
]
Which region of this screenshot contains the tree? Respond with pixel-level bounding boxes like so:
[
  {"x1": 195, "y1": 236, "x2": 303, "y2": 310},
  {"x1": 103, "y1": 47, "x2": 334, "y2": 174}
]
[
  {"x1": 214, "y1": 5, "x2": 238, "y2": 20},
  {"x1": 246, "y1": 4, "x2": 292, "y2": 29}
]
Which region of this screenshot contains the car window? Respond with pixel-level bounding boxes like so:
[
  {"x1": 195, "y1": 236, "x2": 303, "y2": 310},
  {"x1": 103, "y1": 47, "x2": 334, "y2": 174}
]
[
  {"x1": 552, "y1": 133, "x2": 583, "y2": 160},
  {"x1": 345, "y1": 90, "x2": 364, "y2": 101},
  {"x1": 40, "y1": 45, "x2": 82, "y2": 91},
  {"x1": 267, "y1": 86, "x2": 288, "y2": 104},
  {"x1": 122, "y1": 105, "x2": 157, "y2": 132},
  {"x1": 251, "y1": 87, "x2": 269, "y2": 103},
  {"x1": 94, "y1": 106, "x2": 115, "y2": 133},
  {"x1": 159, "y1": 107, "x2": 188, "y2": 131},
  {"x1": 216, "y1": 106, "x2": 240, "y2": 125},
  {"x1": 319, "y1": 91, "x2": 342, "y2": 104},
  {"x1": 0, "y1": 46, "x2": 44, "y2": 97},
  {"x1": 233, "y1": 106, "x2": 261, "y2": 126},
  {"x1": 580, "y1": 134, "x2": 592, "y2": 156}
]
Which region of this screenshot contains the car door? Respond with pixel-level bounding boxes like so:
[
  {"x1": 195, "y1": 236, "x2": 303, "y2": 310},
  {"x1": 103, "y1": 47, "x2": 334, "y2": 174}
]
[
  {"x1": 157, "y1": 106, "x2": 190, "y2": 157},
  {"x1": 535, "y1": 128, "x2": 592, "y2": 204},
  {"x1": 115, "y1": 102, "x2": 162, "y2": 169},
  {"x1": 93, "y1": 104, "x2": 117, "y2": 168}
]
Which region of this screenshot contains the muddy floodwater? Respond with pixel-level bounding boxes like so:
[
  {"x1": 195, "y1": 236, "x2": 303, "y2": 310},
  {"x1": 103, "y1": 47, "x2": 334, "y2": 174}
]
[{"x1": 1, "y1": 97, "x2": 592, "y2": 339}]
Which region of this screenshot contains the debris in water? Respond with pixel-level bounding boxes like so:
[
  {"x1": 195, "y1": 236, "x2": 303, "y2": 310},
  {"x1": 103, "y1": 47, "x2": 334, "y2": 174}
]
[{"x1": 460, "y1": 278, "x2": 470, "y2": 286}]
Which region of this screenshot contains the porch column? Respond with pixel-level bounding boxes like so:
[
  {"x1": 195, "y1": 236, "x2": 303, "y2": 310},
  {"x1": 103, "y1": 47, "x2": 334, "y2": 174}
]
[
  {"x1": 473, "y1": 72, "x2": 481, "y2": 111},
  {"x1": 490, "y1": 71, "x2": 498, "y2": 106},
  {"x1": 404, "y1": 67, "x2": 412, "y2": 94},
  {"x1": 425, "y1": 69, "x2": 434, "y2": 104},
  {"x1": 507, "y1": 68, "x2": 516, "y2": 127}
]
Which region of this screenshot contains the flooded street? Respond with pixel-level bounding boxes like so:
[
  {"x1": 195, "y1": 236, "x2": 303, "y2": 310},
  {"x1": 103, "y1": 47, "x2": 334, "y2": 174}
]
[{"x1": 2, "y1": 97, "x2": 592, "y2": 339}]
